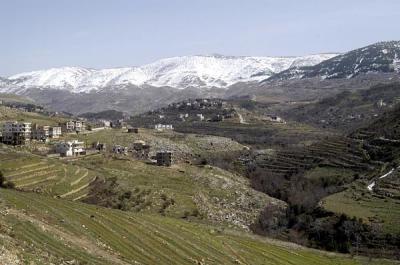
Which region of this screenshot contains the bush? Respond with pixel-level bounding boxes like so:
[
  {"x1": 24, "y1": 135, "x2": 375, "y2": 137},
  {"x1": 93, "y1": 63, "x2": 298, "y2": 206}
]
[
  {"x1": 3, "y1": 181, "x2": 15, "y2": 189},
  {"x1": 0, "y1": 171, "x2": 4, "y2": 187},
  {"x1": 0, "y1": 172, "x2": 14, "y2": 189}
]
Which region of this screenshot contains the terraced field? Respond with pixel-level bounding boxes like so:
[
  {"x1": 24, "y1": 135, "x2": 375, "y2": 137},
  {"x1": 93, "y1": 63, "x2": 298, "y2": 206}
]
[
  {"x1": 253, "y1": 137, "x2": 371, "y2": 186},
  {"x1": 174, "y1": 120, "x2": 333, "y2": 149},
  {"x1": 0, "y1": 189, "x2": 395, "y2": 265},
  {"x1": 0, "y1": 144, "x2": 277, "y2": 229},
  {"x1": 61, "y1": 128, "x2": 246, "y2": 160},
  {"x1": 0, "y1": 148, "x2": 98, "y2": 201},
  {"x1": 75, "y1": 154, "x2": 278, "y2": 229},
  {"x1": 323, "y1": 170, "x2": 400, "y2": 234}
]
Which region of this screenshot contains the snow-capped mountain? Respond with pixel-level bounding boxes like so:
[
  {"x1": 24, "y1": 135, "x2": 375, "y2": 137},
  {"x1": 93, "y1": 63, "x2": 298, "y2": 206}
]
[
  {"x1": 268, "y1": 41, "x2": 400, "y2": 81},
  {"x1": 2, "y1": 54, "x2": 338, "y2": 93}
]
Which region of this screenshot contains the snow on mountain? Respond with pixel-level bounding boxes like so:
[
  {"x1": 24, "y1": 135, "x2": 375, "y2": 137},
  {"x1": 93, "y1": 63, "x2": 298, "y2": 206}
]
[
  {"x1": 269, "y1": 41, "x2": 400, "y2": 82},
  {"x1": 3, "y1": 54, "x2": 338, "y2": 93}
]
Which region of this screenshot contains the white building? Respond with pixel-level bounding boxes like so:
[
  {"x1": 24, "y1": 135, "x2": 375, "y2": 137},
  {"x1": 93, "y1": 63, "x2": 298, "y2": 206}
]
[
  {"x1": 196, "y1": 114, "x2": 205, "y2": 121},
  {"x1": 55, "y1": 140, "x2": 86, "y2": 157},
  {"x1": 61, "y1": 120, "x2": 86, "y2": 133},
  {"x1": 154, "y1": 124, "x2": 174, "y2": 131},
  {"x1": 264, "y1": 115, "x2": 286, "y2": 124}
]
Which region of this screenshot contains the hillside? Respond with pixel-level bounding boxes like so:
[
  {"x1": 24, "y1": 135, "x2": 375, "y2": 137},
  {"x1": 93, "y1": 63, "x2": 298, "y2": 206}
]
[
  {"x1": 1, "y1": 107, "x2": 395, "y2": 263},
  {"x1": 1, "y1": 188, "x2": 393, "y2": 265},
  {"x1": 269, "y1": 41, "x2": 400, "y2": 81},
  {"x1": 251, "y1": 105, "x2": 400, "y2": 256},
  {"x1": 282, "y1": 82, "x2": 400, "y2": 131},
  {"x1": 80, "y1": 110, "x2": 127, "y2": 121}
]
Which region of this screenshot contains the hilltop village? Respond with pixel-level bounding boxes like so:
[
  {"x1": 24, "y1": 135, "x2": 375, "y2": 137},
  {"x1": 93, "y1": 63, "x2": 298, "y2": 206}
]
[
  {"x1": 0, "y1": 116, "x2": 175, "y2": 166},
  {"x1": 0, "y1": 98, "x2": 286, "y2": 166}
]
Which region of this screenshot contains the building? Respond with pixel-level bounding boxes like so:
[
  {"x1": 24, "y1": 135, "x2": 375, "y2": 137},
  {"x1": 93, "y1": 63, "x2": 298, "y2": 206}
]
[
  {"x1": 112, "y1": 145, "x2": 127, "y2": 154},
  {"x1": 31, "y1": 124, "x2": 50, "y2": 142},
  {"x1": 154, "y1": 124, "x2": 173, "y2": 131},
  {"x1": 111, "y1": 119, "x2": 127, "y2": 129},
  {"x1": 264, "y1": 115, "x2": 286, "y2": 124},
  {"x1": 210, "y1": 115, "x2": 224, "y2": 122},
  {"x1": 88, "y1": 120, "x2": 111, "y2": 131},
  {"x1": 60, "y1": 120, "x2": 86, "y2": 133},
  {"x1": 92, "y1": 141, "x2": 106, "y2": 151},
  {"x1": 49, "y1": 126, "x2": 62, "y2": 138},
  {"x1": 127, "y1": 127, "x2": 139, "y2": 133},
  {"x1": 196, "y1": 114, "x2": 205, "y2": 121},
  {"x1": 31, "y1": 124, "x2": 61, "y2": 141},
  {"x1": 99, "y1": 120, "x2": 111, "y2": 128},
  {"x1": 132, "y1": 140, "x2": 150, "y2": 159},
  {"x1": 156, "y1": 151, "x2": 173, "y2": 166},
  {"x1": 1, "y1": 121, "x2": 32, "y2": 145},
  {"x1": 55, "y1": 140, "x2": 86, "y2": 157}
]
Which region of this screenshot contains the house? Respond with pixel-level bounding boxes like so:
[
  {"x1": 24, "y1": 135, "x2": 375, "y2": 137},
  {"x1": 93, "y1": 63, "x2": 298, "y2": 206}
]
[
  {"x1": 92, "y1": 141, "x2": 106, "y2": 151},
  {"x1": 31, "y1": 124, "x2": 50, "y2": 142},
  {"x1": 55, "y1": 140, "x2": 86, "y2": 157},
  {"x1": 127, "y1": 127, "x2": 139, "y2": 133},
  {"x1": 196, "y1": 114, "x2": 205, "y2": 121},
  {"x1": 132, "y1": 140, "x2": 150, "y2": 159},
  {"x1": 376, "y1": 99, "x2": 387, "y2": 108},
  {"x1": 1, "y1": 121, "x2": 32, "y2": 145},
  {"x1": 49, "y1": 126, "x2": 62, "y2": 138},
  {"x1": 100, "y1": 120, "x2": 111, "y2": 127},
  {"x1": 156, "y1": 151, "x2": 173, "y2": 166},
  {"x1": 264, "y1": 115, "x2": 286, "y2": 123},
  {"x1": 210, "y1": 115, "x2": 224, "y2": 122},
  {"x1": 112, "y1": 145, "x2": 127, "y2": 154},
  {"x1": 111, "y1": 119, "x2": 127, "y2": 129},
  {"x1": 88, "y1": 120, "x2": 111, "y2": 131},
  {"x1": 60, "y1": 120, "x2": 86, "y2": 133},
  {"x1": 154, "y1": 124, "x2": 174, "y2": 131}
]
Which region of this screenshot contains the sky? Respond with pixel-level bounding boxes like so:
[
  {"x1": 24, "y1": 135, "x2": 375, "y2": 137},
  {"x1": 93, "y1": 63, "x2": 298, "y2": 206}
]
[{"x1": 0, "y1": 0, "x2": 399, "y2": 76}]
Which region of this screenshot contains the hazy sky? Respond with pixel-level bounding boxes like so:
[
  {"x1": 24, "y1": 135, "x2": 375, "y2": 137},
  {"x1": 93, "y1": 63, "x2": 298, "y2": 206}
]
[{"x1": 1, "y1": 0, "x2": 399, "y2": 76}]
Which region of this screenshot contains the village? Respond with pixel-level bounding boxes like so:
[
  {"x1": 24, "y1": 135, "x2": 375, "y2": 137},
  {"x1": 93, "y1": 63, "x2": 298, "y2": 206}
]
[
  {"x1": 0, "y1": 119, "x2": 174, "y2": 167},
  {"x1": 0, "y1": 97, "x2": 288, "y2": 169}
]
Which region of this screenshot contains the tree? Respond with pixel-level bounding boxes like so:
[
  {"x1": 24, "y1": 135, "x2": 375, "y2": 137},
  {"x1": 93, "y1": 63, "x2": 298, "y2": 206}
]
[{"x1": 0, "y1": 171, "x2": 4, "y2": 187}]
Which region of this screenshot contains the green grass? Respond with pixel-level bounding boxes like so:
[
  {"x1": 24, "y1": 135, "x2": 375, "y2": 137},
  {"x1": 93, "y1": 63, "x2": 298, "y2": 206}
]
[
  {"x1": 61, "y1": 127, "x2": 245, "y2": 158},
  {"x1": 0, "y1": 93, "x2": 34, "y2": 104},
  {"x1": 74, "y1": 154, "x2": 275, "y2": 227},
  {"x1": 0, "y1": 105, "x2": 67, "y2": 126},
  {"x1": 304, "y1": 166, "x2": 355, "y2": 181},
  {"x1": 0, "y1": 188, "x2": 395, "y2": 265},
  {"x1": 0, "y1": 147, "x2": 97, "y2": 201},
  {"x1": 322, "y1": 181, "x2": 400, "y2": 234},
  {"x1": 0, "y1": 144, "x2": 274, "y2": 228}
]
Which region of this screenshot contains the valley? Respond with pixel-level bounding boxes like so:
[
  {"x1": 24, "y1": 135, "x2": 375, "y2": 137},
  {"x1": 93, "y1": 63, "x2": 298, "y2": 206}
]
[{"x1": 1, "y1": 40, "x2": 400, "y2": 264}]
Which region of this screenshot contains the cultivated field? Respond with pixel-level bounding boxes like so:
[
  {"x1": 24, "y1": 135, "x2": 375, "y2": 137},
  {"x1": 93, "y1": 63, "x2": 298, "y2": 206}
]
[{"x1": 0, "y1": 189, "x2": 395, "y2": 265}]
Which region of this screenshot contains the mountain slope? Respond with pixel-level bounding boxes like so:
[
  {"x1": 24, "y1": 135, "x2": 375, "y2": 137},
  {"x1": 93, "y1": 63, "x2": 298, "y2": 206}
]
[
  {"x1": 269, "y1": 41, "x2": 400, "y2": 81},
  {"x1": 2, "y1": 54, "x2": 338, "y2": 93},
  {"x1": 282, "y1": 82, "x2": 400, "y2": 131},
  {"x1": 0, "y1": 188, "x2": 391, "y2": 265}
]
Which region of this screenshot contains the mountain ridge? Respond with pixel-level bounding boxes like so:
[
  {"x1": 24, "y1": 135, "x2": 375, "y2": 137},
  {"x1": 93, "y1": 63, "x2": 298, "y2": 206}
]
[
  {"x1": 1, "y1": 53, "x2": 338, "y2": 93},
  {"x1": 267, "y1": 41, "x2": 400, "y2": 82}
]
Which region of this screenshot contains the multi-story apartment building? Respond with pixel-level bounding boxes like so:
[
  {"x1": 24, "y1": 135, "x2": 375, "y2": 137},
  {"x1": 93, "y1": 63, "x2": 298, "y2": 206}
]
[
  {"x1": 31, "y1": 124, "x2": 50, "y2": 141},
  {"x1": 55, "y1": 140, "x2": 86, "y2": 157},
  {"x1": 156, "y1": 151, "x2": 173, "y2": 166},
  {"x1": 1, "y1": 121, "x2": 32, "y2": 145},
  {"x1": 49, "y1": 126, "x2": 62, "y2": 138},
  {"x1": 60, "y1": 120, "x2": 86, "y2": 133}
]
